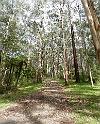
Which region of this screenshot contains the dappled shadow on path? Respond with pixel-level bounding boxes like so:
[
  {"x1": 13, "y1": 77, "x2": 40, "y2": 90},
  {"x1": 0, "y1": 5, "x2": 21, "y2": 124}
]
[
  {"x1": 1, "y1": 80, "x2": 96, "y2": 124},
  {"x1": 2, "y1": 80, "x2": 99, "y2": 124},
  {"x1": 20, "y1": 81, "x2": 71, "y2": 111},
  {"x1": 20, "y1": 80, "x2": 100, "y2": 121},
  {"x1": 18, "y1": 80, "x2": 74, "y2": 124},
  {"x1": 0, "y1": 120, "x2": 16, "y2": 124},
  {"x1": 21, "y1": 101, "x2": 43, "y2": 124}
]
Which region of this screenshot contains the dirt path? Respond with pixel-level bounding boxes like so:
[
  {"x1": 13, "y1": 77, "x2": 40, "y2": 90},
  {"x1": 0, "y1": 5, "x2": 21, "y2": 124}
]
[{"x1": 0, "y1": 79, "x2": 74, "y2": 124}]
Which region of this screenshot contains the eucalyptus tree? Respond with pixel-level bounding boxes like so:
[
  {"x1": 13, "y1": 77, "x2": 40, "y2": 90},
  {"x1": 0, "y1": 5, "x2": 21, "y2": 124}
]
[
  {"x1": 0, "y1": 0, "x2": 100, "y2": 92},
  {"x1": 81, "y1": 0, "x2": 100, "y2": 64},
  {"x1": 0, "y1": 0, "x2": 21, "y2": 90},
  {"x1": 72, "y1": 0, "x2": 100, "y2": 85}
]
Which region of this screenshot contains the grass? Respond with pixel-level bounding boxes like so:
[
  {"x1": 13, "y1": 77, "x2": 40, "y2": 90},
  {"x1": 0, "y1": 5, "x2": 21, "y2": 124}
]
[
  {"x1": 0, "y1": 79, "x2": 100, "y2": 124},
  {"x1": 59, "y1": 80, "x2": 100, "y2": 124},
  {"x1": 0, "y1": 82, "x2": 42, "y2": 108}
]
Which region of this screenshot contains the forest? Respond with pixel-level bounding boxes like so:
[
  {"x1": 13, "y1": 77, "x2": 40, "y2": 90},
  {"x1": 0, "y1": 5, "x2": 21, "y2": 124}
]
[{"x1": 0, "y1": 0, "x2": 100, "y2": 124}]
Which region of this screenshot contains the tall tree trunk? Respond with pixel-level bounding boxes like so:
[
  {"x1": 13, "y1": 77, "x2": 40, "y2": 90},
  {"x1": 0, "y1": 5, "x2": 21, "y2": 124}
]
[
  {"x1": 79, "y1": 51, "x2": 85, "y2": 80},
  {"x1": 0, "y1": 50, "x2": 1, "y2": 65},
  {"x1": 63, "y1": 48, "x2": 68, "y2": 85},
  {"x1": 60, "y1": 1, "x2": 68, "y2": 85},
  {"x1": 71, "y1": 25, "x2": 80, "y2": 82},
  {"x1": 81, "y1": 0, "x2": 100, "y2": 64},
  {"x1": 37, "y1": 27, "x2": 44, "y2": 83},
  {"x1": 52, "y1": 53, "x2": 55, "y2": 78},
  {"x1": 51, "y1": 39, "x2": 55, "y2": 78},
  {"x1": 89, "y1": 66, "x2": 94, "y2": 87},
  {"x1": 15, "y1": 61, "x2": 23, "y2": 87},
  {"x1": 56, "y1": 50, "x2": 60, "y2": 78},
  {"x1": 37, "y1": 47, "x2": 42, "y2": 83}
]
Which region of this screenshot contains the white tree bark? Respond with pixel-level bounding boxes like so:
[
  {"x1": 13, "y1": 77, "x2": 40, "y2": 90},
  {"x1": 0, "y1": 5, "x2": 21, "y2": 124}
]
[
  {"x1": 89, "y1": 66, "x2": 94, "y2": 87},
  {"x1": 60, "y1": 1, "x2": 68, "y2": 84}
]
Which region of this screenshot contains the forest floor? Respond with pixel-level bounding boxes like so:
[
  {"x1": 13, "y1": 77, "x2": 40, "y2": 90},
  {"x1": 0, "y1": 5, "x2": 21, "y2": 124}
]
[
  {"x1": 0, "y1": 79, "x2": 74, "y2": 124},
  {"x1": 0, "y1": 79, "x2": 100, "y2": 124}
]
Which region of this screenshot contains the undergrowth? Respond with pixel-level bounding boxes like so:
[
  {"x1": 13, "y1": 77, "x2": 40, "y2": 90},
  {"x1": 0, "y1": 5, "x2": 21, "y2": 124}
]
[{"x1": 59, "y1": 79, "x2": 100, "y2": 124}]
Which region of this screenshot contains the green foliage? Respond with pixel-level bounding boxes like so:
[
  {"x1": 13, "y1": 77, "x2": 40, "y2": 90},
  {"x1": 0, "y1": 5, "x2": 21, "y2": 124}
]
[{"x1": 23, "y1": 66, "x2": 36, "y2": 80}]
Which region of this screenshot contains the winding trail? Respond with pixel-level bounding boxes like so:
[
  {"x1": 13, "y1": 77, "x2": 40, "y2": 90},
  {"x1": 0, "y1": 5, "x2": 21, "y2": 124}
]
[{"x1": 0, "y1": 79, "x2": 74, "y2": 124}]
